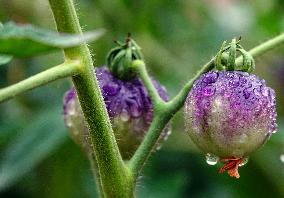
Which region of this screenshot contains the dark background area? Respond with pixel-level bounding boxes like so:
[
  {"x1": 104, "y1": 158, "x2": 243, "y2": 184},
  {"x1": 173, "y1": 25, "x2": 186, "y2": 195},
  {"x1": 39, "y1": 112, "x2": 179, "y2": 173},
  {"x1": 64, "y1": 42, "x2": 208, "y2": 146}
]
[{"x1": 0, "y1": 0, "x2": 284, "y2": 197}]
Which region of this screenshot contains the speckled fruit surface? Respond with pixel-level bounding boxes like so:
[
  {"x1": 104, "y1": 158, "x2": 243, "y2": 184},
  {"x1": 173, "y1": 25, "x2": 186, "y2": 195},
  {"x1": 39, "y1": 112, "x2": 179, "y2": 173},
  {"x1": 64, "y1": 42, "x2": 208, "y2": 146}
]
[{"x1": 185, "y1": 71, "x2": 277, "y2": 158}]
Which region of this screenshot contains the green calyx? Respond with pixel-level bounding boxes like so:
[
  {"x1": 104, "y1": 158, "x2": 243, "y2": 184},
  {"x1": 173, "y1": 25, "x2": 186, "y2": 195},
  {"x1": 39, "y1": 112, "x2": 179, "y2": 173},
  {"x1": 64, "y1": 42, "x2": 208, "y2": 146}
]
[
  {"x1": 106, "y1": 34, "x2": 144, "y2": 80},
  {"x1": 215, "y1": 38, "x2": 255, "y2": 73}
]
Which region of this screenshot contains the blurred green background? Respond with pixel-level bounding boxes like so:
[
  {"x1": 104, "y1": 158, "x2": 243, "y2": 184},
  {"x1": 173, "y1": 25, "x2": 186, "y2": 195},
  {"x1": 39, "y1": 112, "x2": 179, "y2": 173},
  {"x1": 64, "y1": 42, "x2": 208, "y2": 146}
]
[{"x1": 0, "y1": 0, "x2": 284, "y2": 197}]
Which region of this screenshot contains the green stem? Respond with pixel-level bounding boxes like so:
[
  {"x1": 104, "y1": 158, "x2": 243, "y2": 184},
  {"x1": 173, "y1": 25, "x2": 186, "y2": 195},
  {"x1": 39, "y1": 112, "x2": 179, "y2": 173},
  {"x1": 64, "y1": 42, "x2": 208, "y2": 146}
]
[
  {"x1": 129, "y1": 112, "x2": 170, "y2": 176},
  {"x1": 131, "y1": 60, "x2": 165, "y2": 108},
  {"x1": 246, "y1": 33, "x2": 284, "y2": 58},
  {"x1": 166, "y1": 58, "x2": 215, "y2": 114},
  {"x1": 88, "y1": 153, "x2": 105, "y2": 198},
  {"x1": 0, "y1": 61, "x2": 79, "y2": 103},
  {"x1": 48, "y1": 0, "x2": 133, "y2": 197},
  {"x1": 129, "y1": 33, "x2": 284, "y2": 176},
  {"x1": 128, "y1": 58, "x2": 214, "y2": 175}
]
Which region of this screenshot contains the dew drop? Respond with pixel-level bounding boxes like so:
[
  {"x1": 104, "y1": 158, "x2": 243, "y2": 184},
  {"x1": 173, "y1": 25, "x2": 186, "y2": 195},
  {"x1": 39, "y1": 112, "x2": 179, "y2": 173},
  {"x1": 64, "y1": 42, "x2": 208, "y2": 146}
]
[
  {"x1": 224, "y1": 90, "x2": 231, "y2": 98},
  {"x1": 271, "y1": 130, "x2": 277, "y2": 134},
  {"x1": 120, "y1": 109, "x2": 130, "y2": 122},
  {"x1": 240, "y1": 76, "x2": 247, "y2": 85},
  {"x1": 280, "y1": 154, "x2": 284, "y2": 163},
  {"x1": 271, "y1": 123, "x2": 278, "y2": 133},
  {"x1": 239, "y1": 157, "x2": 249, "y2": 167},
  {"x1": 238, "y1": 120, "x2": 245, "y2": 128},
  {"x1": 69, "y1": 109, "x2": 76, "y2": 116},
  {"x1": 243, "y1": 89, "x2": 250, "y2": 99},
  {"x1": 156, "y1": 145, "x2": 162, "y2": 150},
  {"x1": 65, "y1": 118, "x2": 73, "y2": 127},
  {"x1": 253, "y1": 87, "x2": 261, "y2": 97},
  {"x1": 202, "y1": 101, "x2": 211, "y2": 109},
  {"x1": 67, "y1": 102, "x2": 76, "y2": 116},
  {"x1": 205, "y1": 153, "x2": 219, "y2": 165},
  {"x1": 229, "y1": 78, "x2": 240, "y2": 88},
  {"x1": 203, "y1": 72, "x2": 218, "y2": 84},
  {"x1": 203, "y1": 85, "x2": 215, "y2": 97},
  {"x1": 261, "y1": 86, "x2": 270, "y2": 97},
  {"x1": 239, "y1": 133, "x2": 248, "y2": 143}
]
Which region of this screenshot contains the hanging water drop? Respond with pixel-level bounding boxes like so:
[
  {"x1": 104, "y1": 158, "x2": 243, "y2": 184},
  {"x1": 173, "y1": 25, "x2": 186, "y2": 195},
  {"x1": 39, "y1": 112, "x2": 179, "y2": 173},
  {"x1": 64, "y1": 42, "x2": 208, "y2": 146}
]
[
  {"x1": 205, "y1": 153, "x2": 219, "y2": 165},
  {"x1": 280, "y1": 154, "x2": 284, "y2": 164},
  {"x1": 239, "y1": 157, "x2": 249, "y2": 167}
]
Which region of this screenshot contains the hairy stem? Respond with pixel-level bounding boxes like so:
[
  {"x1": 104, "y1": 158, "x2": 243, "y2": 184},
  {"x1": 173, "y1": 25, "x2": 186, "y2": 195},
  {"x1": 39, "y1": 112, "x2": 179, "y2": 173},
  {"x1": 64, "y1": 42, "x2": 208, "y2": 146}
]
[
  {"x1": 128, "y1": 58, "x2": 214, "y2": 175},
  {"x1": 0, "y1": 61, "x2": 79, "y2": 103},
  {"x1": 48, "y1": 0, "x2": 133, "y2": 197},
  {"x1": 247, "y1": 33, "x2": 284, "y2": 58},
  {"x1": 131, "y1": 60, "x2": 165, "y2": 108},
  {"x1": 129, "y1": 33, "x2": 284, "y2": 176},
  {"x1": 88, "y1": 153, "x2": 105, "y2": 198},
  {"x1": 129, "y1": 111, "x2": 170, "y2": 176},
  {"x1": 166, "y1": 58, "x2": 215, "y2": 114}
]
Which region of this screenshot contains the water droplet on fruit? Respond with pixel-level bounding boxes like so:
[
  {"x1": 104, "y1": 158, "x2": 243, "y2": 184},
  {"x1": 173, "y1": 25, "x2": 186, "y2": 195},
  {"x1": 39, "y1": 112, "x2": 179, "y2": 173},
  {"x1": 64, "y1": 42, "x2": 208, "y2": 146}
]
[
  {"x1": 239, "y1": 157, "x2": 249, "y2": 167},
  {"x1": 239, "y1": 134, "x2": 248, "y2": 143},
  {"x1": 271, "y1": 130, "x2": 277, "y2": 134},
  {"x1": 240, "y1": 76, "x2": 247, "y2": 84},
  {"x1": 203, "y1": 85, "x2": 215, "y2": 96},
  {"x1": 253, "y1": 87, "x2": 261, "y2": 97},
  {"x1": 205, "y1": 153, "x2": 219, "y2": 165},
  {"x1": 280, "y1": 154, "x2": 284, "y2": 163},
  {"x1": 261, "y1": 86, "x2": 270, "y2": 97},
  {"x1": 67, "y1": 103, "x2": 76, "y2": 116},
  {"x1": 65, "y1": 118, "x2": 73, "y2": 127},
  {"x1": 243, "y1": 89, "x2": 250, "y2": 99},
  {"x1": 203, "y1": 72, "x2": 218, "y2": 84},
  {"x1": 229, "y1": 78, "x2": 240, "y2": 88},
  {"x1": 238, "y1": 120, "x2": 244, "y2": 127},
  {"x1": 120, "y1": 109, "x2": 130, "y2": 122},
  {"x1": 203, "y1": 101, "x2": 211, "y2": 109},
  {"x1": 224, "y1": 90, "x2": 231, "y2": 98}
]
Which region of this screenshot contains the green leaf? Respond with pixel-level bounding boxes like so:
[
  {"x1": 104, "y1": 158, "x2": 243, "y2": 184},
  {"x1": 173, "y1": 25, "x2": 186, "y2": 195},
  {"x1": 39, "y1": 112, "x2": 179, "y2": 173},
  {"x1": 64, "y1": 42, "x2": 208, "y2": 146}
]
[
  {"x1": 0, "y1": 108, "x2": 68, "y2": 191},
  {"x1": 0, "y1": 22, "x2": 105, "y2": 57},
  {"x1": 0, "y1": 54, "x2": 12, "y2": 65}
]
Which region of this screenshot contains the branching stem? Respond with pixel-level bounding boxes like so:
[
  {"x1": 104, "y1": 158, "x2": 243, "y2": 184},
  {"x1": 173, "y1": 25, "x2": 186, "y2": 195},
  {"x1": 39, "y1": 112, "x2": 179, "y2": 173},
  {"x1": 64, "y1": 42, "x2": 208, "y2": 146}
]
[
  {"x1": 131, "y1": 60, "x2": 165, "y2": 109},
  {"x1": 48, "y1": 0, "x2": 133, "y2": 197},
  {"x1": 129, "y1": 33, "x2": 284, "y2": 176},
  {"x1": 0, "y1": 61, "x2": 79, "y2": 103}
]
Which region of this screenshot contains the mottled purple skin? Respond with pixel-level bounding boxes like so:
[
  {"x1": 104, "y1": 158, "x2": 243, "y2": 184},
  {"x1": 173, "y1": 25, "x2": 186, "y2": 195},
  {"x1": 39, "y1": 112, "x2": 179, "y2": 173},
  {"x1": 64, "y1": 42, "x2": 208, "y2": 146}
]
[
  {"x1": 184, "y1": 71, "x2": 277, "y2": 158},
  {"x1": 64, "y1": 67, "x2": 170, "y2": 159}
]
